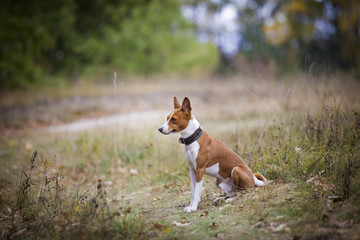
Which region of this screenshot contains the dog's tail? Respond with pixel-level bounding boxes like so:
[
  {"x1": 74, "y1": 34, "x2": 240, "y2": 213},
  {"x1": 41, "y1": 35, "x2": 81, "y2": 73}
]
[{"x1": 253, "y1": 172, "x2": 268, "y2": 187}]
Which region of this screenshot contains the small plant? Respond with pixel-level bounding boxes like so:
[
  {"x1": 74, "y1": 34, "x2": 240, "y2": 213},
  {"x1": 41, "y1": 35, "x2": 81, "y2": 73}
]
[
  {"x1": 17, "y1": 150, "x2": 37, "y2": 207},
  {"x1": 249, "y1": 105, "x2": 360, "y2": 199},
  {"x1": 112, "y1": 213, "x2": 147, "y2": 239},
  {"x1": 302, "y1": 107, "x2": 360, "y2": 198},
  {"x1": 4, "y1": 150, "x2": 148, "y2": 239}
]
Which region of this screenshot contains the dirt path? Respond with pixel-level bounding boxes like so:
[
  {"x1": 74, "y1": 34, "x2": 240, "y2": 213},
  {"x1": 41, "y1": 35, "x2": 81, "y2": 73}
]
[
  {"x1": 2, "y1": 77, "x2": 359, "y2": 134},
  {"x1": 43, "y1": 110, "x2": 168, "y2": 133},
  {"x1": 42, "y1": 109, "x2": 270, "y2": 134},
  {"x1": 2, "y1": 79, "x2": 279, "y2": 133}
]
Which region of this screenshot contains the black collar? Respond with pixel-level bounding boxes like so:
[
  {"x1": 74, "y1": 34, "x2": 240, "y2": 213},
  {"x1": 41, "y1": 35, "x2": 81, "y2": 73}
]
[{"x1": 178, "y1": 127, "x2": 203, "y2": 145}]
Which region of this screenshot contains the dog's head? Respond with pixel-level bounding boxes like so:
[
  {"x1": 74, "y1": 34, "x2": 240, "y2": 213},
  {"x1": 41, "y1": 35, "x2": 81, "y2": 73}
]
[{"x1": 158, "y1": 97, "x2": 192, "y2": 135}]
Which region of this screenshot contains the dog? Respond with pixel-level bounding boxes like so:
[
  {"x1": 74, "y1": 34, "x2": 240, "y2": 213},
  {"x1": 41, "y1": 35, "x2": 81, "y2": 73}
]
[{"x1": 158, "y1": 97, "x2": 268, "y2": 212}]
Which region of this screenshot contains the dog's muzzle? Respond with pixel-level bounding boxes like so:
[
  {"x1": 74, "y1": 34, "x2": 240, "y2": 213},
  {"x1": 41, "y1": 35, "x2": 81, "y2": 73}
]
[{"x1": 158, "y1": 127, "x2": 175, "y2": 135}]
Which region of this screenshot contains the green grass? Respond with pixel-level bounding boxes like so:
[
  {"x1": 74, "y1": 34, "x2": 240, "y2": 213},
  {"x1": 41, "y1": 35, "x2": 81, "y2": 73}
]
[{"x1": 1, "y1": 97, "x2": 360, "y2": 239}]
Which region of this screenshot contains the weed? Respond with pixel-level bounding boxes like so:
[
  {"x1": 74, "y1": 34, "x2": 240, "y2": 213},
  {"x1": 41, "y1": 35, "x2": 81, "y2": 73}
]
[
  {"x1": 1, "y1": 77, "x2": 360, "y2": 239},
  {"x1": 17, "y1": 150, "x2": 37, "y2": 207},
  {"x1": 301, "y1": 107, "x2": 360, "y2": 198},
  {"x1": 112, "y1": 213, "x2": 148, "y2": 239},
  {"x1": 1, "y1": 151, "x2": 149, "y2": 239},
  {"x1": 235, "y1": 105, "x2": 360, "y2": 199}
]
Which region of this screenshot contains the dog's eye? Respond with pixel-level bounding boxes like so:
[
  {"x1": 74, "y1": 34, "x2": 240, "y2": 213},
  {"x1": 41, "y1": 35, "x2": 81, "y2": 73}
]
[{"x1": 170, "y1": 117, "x2": 176, "y2": 122}]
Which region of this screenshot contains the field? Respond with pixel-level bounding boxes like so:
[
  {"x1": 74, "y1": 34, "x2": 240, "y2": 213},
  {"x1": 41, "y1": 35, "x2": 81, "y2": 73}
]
[{"x1": 1, "y1": 75, "x2": 360, "y2": 239}]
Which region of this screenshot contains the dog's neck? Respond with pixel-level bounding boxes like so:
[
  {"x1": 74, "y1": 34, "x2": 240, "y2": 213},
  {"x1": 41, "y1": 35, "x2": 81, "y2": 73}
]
[{"x1": 179, "y1": 116, "x2": 201, "y2": 138}]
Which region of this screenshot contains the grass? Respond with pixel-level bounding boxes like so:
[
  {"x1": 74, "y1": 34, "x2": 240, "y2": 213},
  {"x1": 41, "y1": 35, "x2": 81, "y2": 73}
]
[{"x1": 1, "y1": 76, "x2": 360, "y2": 239}]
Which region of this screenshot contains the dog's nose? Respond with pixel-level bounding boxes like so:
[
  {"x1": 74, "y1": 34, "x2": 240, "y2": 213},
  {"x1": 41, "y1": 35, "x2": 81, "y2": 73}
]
[{"x1": 158, "y1": 127, "x2": 163, "y2": 133}]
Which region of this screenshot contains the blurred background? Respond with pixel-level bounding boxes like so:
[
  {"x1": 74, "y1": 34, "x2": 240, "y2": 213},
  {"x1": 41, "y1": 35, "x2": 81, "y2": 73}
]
[
  {"x1": 1, "y1": 2, "x2": 360, "y2": 238},
  {"x1": 1, "y1": 0, "x2": 360, "y2": 89}
]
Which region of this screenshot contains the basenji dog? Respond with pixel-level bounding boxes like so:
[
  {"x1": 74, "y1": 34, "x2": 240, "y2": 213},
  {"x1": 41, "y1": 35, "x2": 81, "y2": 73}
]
[{"x1": 158, "y1": 97, "x2": 268, "y2": 213}]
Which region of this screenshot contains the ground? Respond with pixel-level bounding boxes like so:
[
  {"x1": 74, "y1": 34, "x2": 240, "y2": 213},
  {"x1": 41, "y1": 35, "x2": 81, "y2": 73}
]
[{"x1": 0, "y1": 75, "x2": 360, "y2": 239}]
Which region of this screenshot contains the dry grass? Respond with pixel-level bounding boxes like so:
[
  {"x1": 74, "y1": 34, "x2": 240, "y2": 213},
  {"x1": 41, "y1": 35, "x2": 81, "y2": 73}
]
[
  {"x1": 1, "y1": 74, "x2": 360, "y2": 131},
  {"x1": 1, "y1": 75, "x2": 360, "y2": 239}
]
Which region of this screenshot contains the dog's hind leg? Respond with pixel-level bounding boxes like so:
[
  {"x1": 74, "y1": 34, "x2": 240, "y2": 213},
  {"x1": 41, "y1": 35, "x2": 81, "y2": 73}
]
[
  {"x1": 231, "y1": 166, "x2": 255, "y2": 190},
  {"x1": 213, "y1": 178, "x2": 225, "y2": 203},
  {"x1": 218, "y1": 179, "x2": 237, "y2": 197},
  {"x1": 214, "y1": 178, "x2": 237, "y2": 203}
]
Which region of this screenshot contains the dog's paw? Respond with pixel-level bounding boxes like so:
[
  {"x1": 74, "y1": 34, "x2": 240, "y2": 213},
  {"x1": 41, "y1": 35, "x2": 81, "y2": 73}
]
[
  {"x1": 225, "y1": 197, "x2": 235, "y2": 203},
  {"x1": 213, "y1": 196, "x2": 226, "y2": 203},
  {"x1": 184, "y1": 205, "x2": 197, "y2": 213}
]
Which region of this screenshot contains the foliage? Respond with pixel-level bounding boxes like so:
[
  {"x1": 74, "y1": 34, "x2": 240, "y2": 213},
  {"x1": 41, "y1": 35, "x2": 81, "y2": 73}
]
[
  {"x1": 257, "y1": 0, "x2": 360, "y2": 74},
  {"x1": 0, "y1": 0, "x2": 218, "y2": 89},
  {"x1": 185, "y1": 0, "x2": 360, "y2": 75},
  {"x1": 239, "y1": 106, "x2": 360, "y2": 199},
  {"x1": 80, "y1": 1, "x2": 218, "y2": 76},
  {"x1": 2, "y1": 150, "x2": 147, "y2": 239},
  {"x1": 302, "y1": 107, "x2": 360, "y2": 198},
  {"x1": 245, "y1": 0, "x2": 360, "y2": 74}
]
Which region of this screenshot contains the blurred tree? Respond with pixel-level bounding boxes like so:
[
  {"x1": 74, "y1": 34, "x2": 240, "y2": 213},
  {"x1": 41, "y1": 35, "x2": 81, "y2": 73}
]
[
  {"x1": 0, "y1": 0, "x2": 218, "y2": 89},
  {"x1": 241, "y1": 0, "x2": 360, "y2": 74},
  {"x1": 80, "y1": 0, "x2": 218, "y2": 75},
  {"x1": 183, "y1": 0, "x2": 360, "y2": 75},
  {"x1": 0, "y1": 0, "x2": 77, "y2": 88}
]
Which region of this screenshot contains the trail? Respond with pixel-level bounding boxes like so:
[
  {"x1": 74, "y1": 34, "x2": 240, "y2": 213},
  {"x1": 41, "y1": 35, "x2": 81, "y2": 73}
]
[
  {"x1": 43, "y1": 110, "x2": 168, "y2": 133},
  {"x1": 43, "y1": 109, "x2": 269, "y2": 134}
]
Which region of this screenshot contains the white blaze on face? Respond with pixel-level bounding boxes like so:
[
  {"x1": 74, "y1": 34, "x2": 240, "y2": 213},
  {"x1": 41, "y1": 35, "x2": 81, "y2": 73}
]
[{"x1": 159, "y1": 111, "x2": 175, "y2": 135}]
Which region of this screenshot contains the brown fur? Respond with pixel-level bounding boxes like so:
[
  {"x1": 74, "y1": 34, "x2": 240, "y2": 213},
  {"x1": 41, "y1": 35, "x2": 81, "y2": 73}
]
[
  {"x1": 195, "y1": 131, "x2": 263, "y2": 189},
  {"x1": 165, "y1": 97, "x2": 267, "y2": 190},
  {"x1": 165, "y1": 97, "x2": 192, "y2": 133}
]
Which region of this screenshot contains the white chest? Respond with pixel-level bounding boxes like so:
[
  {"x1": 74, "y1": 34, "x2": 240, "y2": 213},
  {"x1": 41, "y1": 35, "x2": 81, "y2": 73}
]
[
  {"x1": 205, "y1": 163, "x2": 221, "y2": 178},
  {"x1": 184, "y1": 142, "x2": 199, "y2": 170}
]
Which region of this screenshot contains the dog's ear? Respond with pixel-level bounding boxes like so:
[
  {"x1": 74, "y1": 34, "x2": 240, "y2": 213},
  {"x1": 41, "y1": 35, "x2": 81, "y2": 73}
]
[
  {"x1": 181, "y1": 97, "x2": 191, "y2": 113},
  {"x1": 174, "y1": 97, "x2": 181, "y2": 109}
]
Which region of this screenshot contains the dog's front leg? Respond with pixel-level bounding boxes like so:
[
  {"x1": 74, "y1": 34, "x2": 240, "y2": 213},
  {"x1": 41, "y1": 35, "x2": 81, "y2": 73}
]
[
  {"x1": 184, "y1": 168, "x2": 205, "y2": 213},
  {"x1": 184, "y1": 166, "x2": 196, "y2": 212}
]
